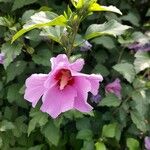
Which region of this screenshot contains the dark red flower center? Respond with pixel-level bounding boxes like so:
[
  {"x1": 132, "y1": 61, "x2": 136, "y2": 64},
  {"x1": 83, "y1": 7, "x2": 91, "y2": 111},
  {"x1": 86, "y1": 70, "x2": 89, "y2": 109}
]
[{"x1": 55, "y1": 69, "x2": 74, "y2": 90}]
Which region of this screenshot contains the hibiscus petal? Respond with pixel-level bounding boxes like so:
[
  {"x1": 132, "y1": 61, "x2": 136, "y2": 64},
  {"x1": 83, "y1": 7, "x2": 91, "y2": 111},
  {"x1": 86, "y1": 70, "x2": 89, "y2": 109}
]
[
  {"x1": 41, "y1": 85, "x2": 77, "y2": 118},
  {"x1": 105, "y1": 78, "x2": 121, "y2": 98},
  {"x1": 70, "y1": 58, "x2": 84, "y2": 71},
  {"x1": 72, "y1": 71, "x2": 103, "y2": 95},
  {"x1": 50, "y1": 54, "x2": 69, "y2": 70},
  {"x1": 73, "y1": 77, "x2": 93, "y2": 112},
  {"x1": 87, "y1": 74, "x2": 103, "y2": 95},
  {"x1": 44, "y1": 63, "x2": 70, "y2": 89},
  {"x1": 24, "y1": 74, "x2": 48, "y2": 107}
]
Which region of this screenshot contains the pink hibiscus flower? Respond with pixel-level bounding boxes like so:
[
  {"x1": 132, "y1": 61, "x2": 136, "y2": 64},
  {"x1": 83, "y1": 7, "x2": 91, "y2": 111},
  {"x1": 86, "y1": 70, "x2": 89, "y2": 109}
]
[
  {"x1": 24, "y1": 54, "x2": 103, "y2": 118},
  {"x1": 105, "y1": 78, "x2": 121, "y2": 98},
  {"x1": 145, "y1": 136, "x2": 150, "y2": 150},
  {"x1": 0, "y1": 53, "x2": 5, "y2": 64}
]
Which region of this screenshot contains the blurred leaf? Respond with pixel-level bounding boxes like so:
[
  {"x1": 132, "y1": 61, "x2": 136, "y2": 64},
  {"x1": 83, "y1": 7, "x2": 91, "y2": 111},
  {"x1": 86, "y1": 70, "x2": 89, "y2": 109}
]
[
  {"x1": 0, "y1": 17, "x2": 7, "y2": 26},
  {"x1": 1, "y1": 42, "x2": 23, "y2": 69},
  {"x1": 102, "y1": 123, "x2": 121, "y2": 141},
  {"x1": 40, "y1": 26, "x2": 65, "y2": 44},
  {"x1": 28, "y1": 145, "x2": 43, "y2": 150},
  {"x1": 133, "y1": 78, "x2": 146, "y2": 89},
  {"x1": 12, "y1": 11, "x2": 67, "y2": 43},
  {"x1": 4, "y1": 107, "x2": 12, "y2": 120},
  {"x1": 76, "y1": 118, "x2": 91, "y2": 130},
  {"x1": 94, "y1": 50, "x2": 108, "y2": 64},
  {"x1": 100, "y1": 93, "x2": 121, "y2": 107},
  {"x1": 7, "y1": 84, "x2": 28, "y2": 108},
  {"x1": 127, "y1": 138, "x2": 140, "y2": 150},
  {"x1": 132, "y1": 90, "x2": 148, "y2": 116},
  {"x1": 7, "y1": 84, "x2": 22, "y2": 103},
  {"x1": 25, "y1": 29, "x2": 42, "y2": 42},
  {"x1": 74, "y1": 34, "x2": 85, "y2": 47},
  {"x1": 76, "y1": 129, "x2": 93, "y2": 141},
  {"x1": 95, "y1": 142, "x2": 106, "y2": 150},
  {"x1": 12, "y1": 0, "x2": 38, "y2": 11},
  {"x1": 41, "y1": 121, "x2": 60, "y2": 146},
  {"x1": 85, "y1": 20, "x2": 130, "y2": 40},
  {"x1": 89, "y1": 3, "x2": 122, "y2": 15},
  {"x1": 28, "y1": 109, "x2": 48, "y2": 136},
  {"x1": 82, "y1": 141, "x2": 95, "y2": 150},
  {"x1": 130, "y1": 110, "x2": 149, "y2": 133},
  {"x1": 6, "y1": 61, "x2": 27, "y2": 82},
  {"x1": 0, "y1": 137, "x2": 2, "y2": 148},
  {"x1": 93, "y1": 63, "x2": 109, "y2": 77},
  {"x1": 146, "y1": 9, "x2": 150, "y2": 17},
  {"x1": 120, "y1": 12, "x2": 140, "y2": 26},
  {"x1": 0, "y1": 120, "x2": 15, "y2": 132},
  {"x1": 63, "y1": 110, "x2": 84, "y2": 119},
  {"x1": 22, "y1": 10, "x2": 35, "y2": 23},
  {"x1": 134, "y1": 51, "x2": 150, "y2": 73},
  {"x1": 0, "y1": 0, "x2": 11, "y2": 2},
  {"x1": 71, "y1": 0, "x2": 83, "y2": 9},
  {"x1": 92, "y1": 36, "x2": 115, "y2": 49},
  {"x1": 113, "y1": 63, "x2": 136, "y2": 83},
  {"x1": 102, "y1": 124, "x2": 116, "y2": 138},
  {"x1": 13, "y1": 116, "x2": 27, "y2": 137},
  {"x1": 32, "y1": 48, "x2": 52, "y2": 66}
]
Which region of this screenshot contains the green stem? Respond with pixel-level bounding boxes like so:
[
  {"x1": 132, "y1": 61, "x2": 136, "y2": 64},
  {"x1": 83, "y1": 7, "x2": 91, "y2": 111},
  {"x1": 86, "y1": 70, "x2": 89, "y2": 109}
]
[{"x1": 66, "y1": 20, "x2": 80, "y2": 57}]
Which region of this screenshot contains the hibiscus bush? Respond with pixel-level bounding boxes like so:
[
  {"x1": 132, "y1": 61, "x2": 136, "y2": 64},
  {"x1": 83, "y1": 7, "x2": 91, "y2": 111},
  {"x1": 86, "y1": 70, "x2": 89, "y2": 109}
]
[{"x1": 0, "y1": 0, "x2": 150, "y2": 149}]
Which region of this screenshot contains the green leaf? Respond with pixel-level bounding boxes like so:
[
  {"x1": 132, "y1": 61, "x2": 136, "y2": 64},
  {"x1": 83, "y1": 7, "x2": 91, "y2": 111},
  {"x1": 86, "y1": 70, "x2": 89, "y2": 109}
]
[
  {"x1": 28, "y1": 109, "x2": 48, "y2": 136},
  {"x1": 40, "y1": 26, "x2": 65, "y2": 44},
  {"x1": 71, "y1": 0, "x2": 83, "y2": 9},
  {"x1": 76, "y1": 118, "x2": 91, "y2": 130},
  {"x1": 113, "y1": 63, "x2": 136, "y2": 83},
  {"x1": 0, "y1": 120, "x2": 15, "y2": 132},
  {"x1": 0, "y1": 137, "x2": 2, "y2": 148},
  {"x1": 7, "y1": 84, "x2": 22, "y2": 103},
  {"x1": 146, "y1": 8, "x2": 150, "y2": 17},
  {"x1": 22, "y1": 10, "x2": 35, "y2": 23},
  {"x1": 133, "y1": 78, "x2": 146, "y2": 89},
  {"x1": 32, "y1": 48, "x2": 52, "y2": 66},
  {"x1": 85, "y1": 20, "x2": 130, "y2": 40},
  {"x1": 12, "y1": 116, "x2": 27, "y2": 137},
  {"x1": 63, "y1": 110, "x2": 84, "y2": 119},
  {"x1": 1, "y1": 42, "x2": 23, "y2": 69},
  {"x1": 120, "y1": 12, "x2": 140, "y2": 26},
  {"x1": 127, "y1": 138, "x2": 140, "y2": 150},
  {"x1": 25, "y1": 29, "x2": 42, "y2": 42},
  {"x1": 41, "y1": 121, "x2": 60, "y2": 146},
  {"x1": 6, "y1": 61, "x2": 27, "y2": 82},
  {"x1": 0, "y1": 17, "x2": 7, "y2": 26},
  {"x1": 134, "y1": 51, "x2": 150, "y2": 73},
  {"x1": 76, "y1": 129, "x2": 93, "y2": 141},
  {"x1": 100, "y1": 93, "x2": 121, "y2": 107},
  {"x1": 95, "y1": 142, "x2": 106, "y2": 150},
  {"x1": 12, "y1": 11, "x2": 67, "y2": 43},
  {"x1": 12, "y1": 0, "x2": 38, "y2": 11},
  {"x1": 89, "y1": 3, "x2": 122, "y2": 15},
  {"x1": 130, "y1": 110, "x2": 149, "y2": 133},
  {"x1": 82, "y1": 141, "x2": 95, "y2": 150},
  {"x1": 74, "y1": 34, "x2": 85, "y2": 47},
  {"x1": 102, "y1": 124, "x2": 116, "y2": 138},
  {"x1": 28, "y1": 145, "x2": 43, "y2": 150},
  {"x1": 92, "y1": 36, "x2": 115, "y2": 49},
  {"x1": 93, "y1": 63, "x2": 109, "y2": 77},
  {"x1": 0, "y1": 0, "x2": 11, "y2": 2},
  {"x1": 7, "y1": 84, "x2": 28, "y2": 108},
  {"x1": 102, "y1": 123, "x2": 120, "y2": 140},
  {"x1": 132, "y1": 90, "x2": 148, "y2": 116}
]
